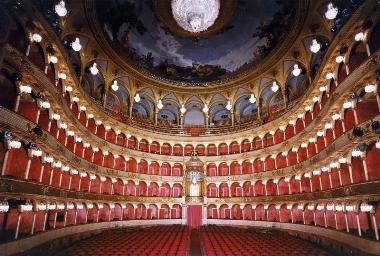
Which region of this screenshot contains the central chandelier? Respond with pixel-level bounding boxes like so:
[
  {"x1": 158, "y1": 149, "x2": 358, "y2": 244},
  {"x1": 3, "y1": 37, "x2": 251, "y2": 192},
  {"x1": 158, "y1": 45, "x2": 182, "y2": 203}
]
[{"x1": 171, "y1": 0, "x2": 220, "y2": 33}]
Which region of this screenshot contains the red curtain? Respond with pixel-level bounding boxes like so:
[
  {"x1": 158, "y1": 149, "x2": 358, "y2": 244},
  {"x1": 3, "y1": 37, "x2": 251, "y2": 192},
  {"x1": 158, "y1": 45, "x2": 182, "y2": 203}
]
[{"x1": 187, "y1": 205, "x2": 202, "y2": 229}]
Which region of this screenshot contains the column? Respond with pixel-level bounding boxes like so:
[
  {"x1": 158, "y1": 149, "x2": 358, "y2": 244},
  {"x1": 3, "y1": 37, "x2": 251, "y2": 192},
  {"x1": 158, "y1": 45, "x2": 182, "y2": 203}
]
[
  {"x1": 344, "y1": 212, "x2": 349, "y2": 233},
  {"x1": 362, "y1": 159, "x2": 369, "y2": 181},
  {"x1": 372, "y1": 213, "x2": 379, "y2": 240},
  {"x1": 14, "y1": 212, "x2": 21, "y2": 239},
  {"x1": 356, "y1": 213, "x2": 362, "y2": 236},
  {"x1": 30, "y1": 212, "x2": 36, "y2": 235}
]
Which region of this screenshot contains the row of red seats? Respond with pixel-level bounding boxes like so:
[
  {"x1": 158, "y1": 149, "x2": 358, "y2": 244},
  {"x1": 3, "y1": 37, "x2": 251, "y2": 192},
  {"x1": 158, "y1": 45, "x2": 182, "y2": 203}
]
[
  {"x1": 65, "y1": 225, "x2": 189, "y2": 256},
  {"x1": 200, "y1": 225, "x2": 328, "y2": 256}
]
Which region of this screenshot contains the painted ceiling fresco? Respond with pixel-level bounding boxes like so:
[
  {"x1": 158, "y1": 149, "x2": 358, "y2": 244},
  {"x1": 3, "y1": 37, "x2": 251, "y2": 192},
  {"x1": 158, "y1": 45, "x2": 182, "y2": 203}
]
[{"x1": 97, "y1": 0, "x2": 296, "y2": 83}]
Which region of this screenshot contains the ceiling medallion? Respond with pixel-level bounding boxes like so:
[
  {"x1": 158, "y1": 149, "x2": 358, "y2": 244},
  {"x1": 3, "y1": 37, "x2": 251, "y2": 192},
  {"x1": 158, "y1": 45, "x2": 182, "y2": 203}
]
[{"x1": 171, "y1": 0, "x2": 220, "y2": 33}]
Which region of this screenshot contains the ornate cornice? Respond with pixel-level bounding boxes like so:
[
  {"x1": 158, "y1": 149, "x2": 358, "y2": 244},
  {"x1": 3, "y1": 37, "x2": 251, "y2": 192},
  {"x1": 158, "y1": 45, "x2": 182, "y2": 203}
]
[
  {"x1": 0, "y1": 177, "x2": 379, "y2": 206},
  {"x1": 3, "y1": 44, "x2": 378, "y2": 150},
  {"x1": 1, "y1": 105, "x2": 378, "y2": 183},
  {"x1": 0, "y1": 178, "x2": 182, "y2": 205}
]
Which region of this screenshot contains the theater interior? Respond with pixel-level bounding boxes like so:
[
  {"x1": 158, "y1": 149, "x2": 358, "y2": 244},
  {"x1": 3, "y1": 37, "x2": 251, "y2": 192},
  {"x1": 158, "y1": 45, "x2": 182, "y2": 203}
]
[{"x1": 0, "y1": 0, "x2": 379, "y2": 255}]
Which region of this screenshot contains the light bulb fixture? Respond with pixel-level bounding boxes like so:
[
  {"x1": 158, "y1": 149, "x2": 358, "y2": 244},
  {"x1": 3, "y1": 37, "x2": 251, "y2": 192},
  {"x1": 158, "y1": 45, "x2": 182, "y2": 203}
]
[
  {"x1": 312, "y1": 96, "x2": 319, "y2": 103},
  {"x1": 134, "y1": 93, "x2": 141, "y2": 102},
  {"x1": 202, "y1": 104, "x2": 209, "y2": 113},
  {"x1": 43, "y1": 155, "x2": 54, "y2": 163},
  {"x1": 324, "y1": 122, "x2": 332, "y2": 129},
  {"x1": 40, "y1": 101, "x2": 51, "y2": 109},
  {"x1": 364, "y1": 84, "x2": 376, "y2": 93},
  {"x1": 271, "y1": 81, "x2": 279, "y2": 92},
  {"x1": 321, "y1": 166, "x2": 329, "y2": 172},
  {"x1": 71, "y1": 37, "x2": 82, "y2": 51},
  {"x1": 9, "y1": 140, "x2": 22, "y2": 149},
  {"x1": 249, "y1": 93, "x2": 256, "y2": 103},
  {"x1": 335, "y1": 55, "x2": 344, "y2": 63},
  {"x1": 319, "y1": 86, "x2": 326, "y2": 92},
  {"x1": 19, "y1": 85, "x2": 32, "y2": 94},
  {"x1": 310, "y1": 39, "x2": 321, "y2": 53},
  {"x1": 31, "y1": 33, "x2": 42, "y2": 43},
  {"x1": 111, "y1": 80, "x2": 119, "y2": 91},
  {"x1": 331, "y1": 113, "x2": 340, "y2": 120},
  {"x1": 157, "y1": 99, "x2": 163, "y2": 110},
  {"x1": 69, "y1": 168, "x2": 77, "y2": 175},
  {"x1": 354, "y1": 32, "x2": 365, "y2": 42},
  {"x1": 317, "y1": 131, "x2": 324, "y2": 137},
  {"x1": 31, "y1": 148, "x2": 43, "y2": 157},
  {"x1": 48, "y1": 55, "x2": 58, "y2": 64},
  {"x1": 180, "y1": 104, "x2": 186, "y2": 114},
  {"x1": 226, "y1": 100, "x2": 232, "y2": 111},
  {"x1": 338, "y1": 157, "x2": 347, "y2": 164},
  {"x1": 292, "y1": 64, "x2": 301, "y2": 77},
  {"x1": 58, "y1": 72, "x2": 67, "y2": 80},
  {"x1": 61, "y1": 165, "x2": 70, "y2": 172},
  {"x1": 20, "y1": 203, "x2": 33, "y2": 212},
  {"x1": 360, "y1": 203, "x2": 373, "y2": 212},
  {"x1": 65, "y1": 85, "x2": 73, "y2": 92},
  {"x1": 325, "y1": 72, "x2": 334, "y2": 80},
  {"x1": 376, "y1": 140, "x2": 380, "y2": 149},
  {"x1": 59, "y1": 123, "x2": 67, "y2": 129},
  {"x1": 325, "y1": 3, "x2": 338, "y2": 20},
  {"x1": 52, "y1": 113, "x2": 61, "y2": 120},
  {"x1": 351, "y1": 148, "x2": 362, "y2": 157},
  {"x1": 87, "y1": 113, "x2": 94, "y2": 119},
  {"x1": 55, "y1": 0, "x2": 68, "y2": 17},
  {"x1": 89, "y1": 63, "x2": 98, "y2": 75},
  {"x1": 72, "y1": 96, "x2": 79, "y2": 102},
  {"x1": 343, "y1": 101, "x2": 352, "y2": 109}
]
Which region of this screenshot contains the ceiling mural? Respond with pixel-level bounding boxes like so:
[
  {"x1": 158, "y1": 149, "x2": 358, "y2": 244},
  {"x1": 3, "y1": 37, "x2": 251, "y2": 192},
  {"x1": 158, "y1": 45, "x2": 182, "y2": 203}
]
[{"x1": 97, "y1": 0, "x2": 297, "y2": 83}]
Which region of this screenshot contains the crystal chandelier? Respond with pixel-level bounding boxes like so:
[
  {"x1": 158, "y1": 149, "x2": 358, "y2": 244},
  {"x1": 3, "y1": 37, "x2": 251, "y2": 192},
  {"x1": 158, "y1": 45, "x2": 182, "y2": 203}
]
[{"x1": 171, "y1": 0, "x2": 220, "y2": 33}]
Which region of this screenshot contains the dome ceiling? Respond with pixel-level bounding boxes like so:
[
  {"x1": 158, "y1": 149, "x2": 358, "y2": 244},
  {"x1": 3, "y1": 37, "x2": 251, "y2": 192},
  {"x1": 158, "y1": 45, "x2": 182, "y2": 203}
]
[{"x1": 96, "y1": 0, "x2": 298, "y2": 84}]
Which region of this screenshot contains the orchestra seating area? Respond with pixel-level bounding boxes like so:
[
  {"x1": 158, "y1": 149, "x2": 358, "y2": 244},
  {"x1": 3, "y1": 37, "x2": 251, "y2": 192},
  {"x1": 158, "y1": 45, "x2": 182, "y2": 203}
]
[
  {"x1": 200, "y1": 225, "x2": 329, "y2": 256},
  {"x1": 55, "y1": 225, "x2": 331, "y2": 256},
  {"x1": 61, "y1": 225, "x2": 190, "y2": 256},
  {"x1": 0, "y1": 0, "x2": 379, "y2": 255}
]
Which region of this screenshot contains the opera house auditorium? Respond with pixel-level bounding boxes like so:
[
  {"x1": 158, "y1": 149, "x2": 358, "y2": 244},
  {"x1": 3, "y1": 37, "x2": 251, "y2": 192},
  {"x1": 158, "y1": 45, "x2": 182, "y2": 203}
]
[{"x1": 0, "y1": 0, "x2": 379, "y2": 255}]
